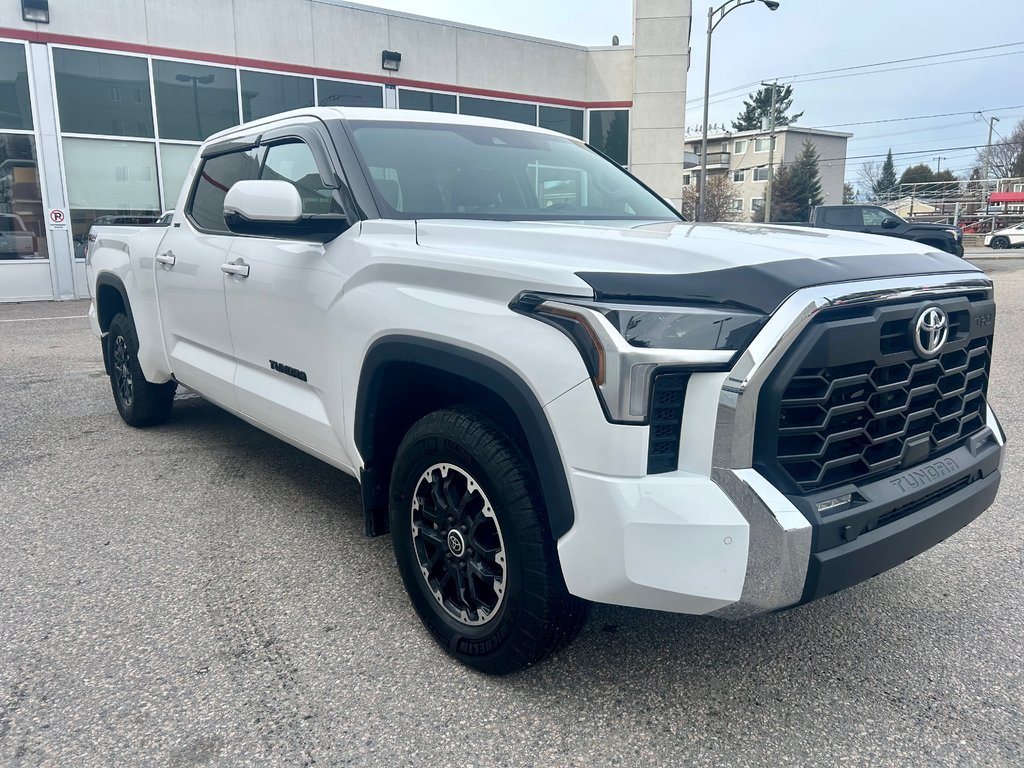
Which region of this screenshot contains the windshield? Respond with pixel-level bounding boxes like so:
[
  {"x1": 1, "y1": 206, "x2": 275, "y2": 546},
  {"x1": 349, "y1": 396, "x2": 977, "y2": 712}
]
[{"x1": 347, "y1": 121, "x2": 681, "y2": 222}]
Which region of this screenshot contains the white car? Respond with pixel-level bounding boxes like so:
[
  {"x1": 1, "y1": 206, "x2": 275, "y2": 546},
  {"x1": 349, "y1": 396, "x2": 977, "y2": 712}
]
[
  {"x1": 984, "y1": 222, "x2": 1024, "y2": 249},
  {"x1": 85, "y1": 108, "x2": 1005, "y2": 674},
  {"x1": 0, "y1": 212, "x2": 36, "y2": 259}
]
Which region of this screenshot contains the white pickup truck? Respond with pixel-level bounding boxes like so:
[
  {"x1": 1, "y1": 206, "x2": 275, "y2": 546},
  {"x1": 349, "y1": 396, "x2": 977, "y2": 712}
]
[{"x1": 87, "y1": 108, "x2": 1004, "y2": 674}]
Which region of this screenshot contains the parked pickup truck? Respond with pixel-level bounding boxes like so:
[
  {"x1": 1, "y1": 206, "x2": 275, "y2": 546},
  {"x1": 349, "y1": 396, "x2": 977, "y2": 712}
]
[
  {"x1": 809, "y1": 205, "x2": 964, "y2": 257},
  {"x1": 87, "y1": 108, "x2": 1004, "y2": 674}
]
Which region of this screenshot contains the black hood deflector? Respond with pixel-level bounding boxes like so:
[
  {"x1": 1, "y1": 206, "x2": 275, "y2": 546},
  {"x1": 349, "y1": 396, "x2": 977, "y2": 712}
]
[{"x1": 577, "y1": 252, "x2": 980, "y2": 314}]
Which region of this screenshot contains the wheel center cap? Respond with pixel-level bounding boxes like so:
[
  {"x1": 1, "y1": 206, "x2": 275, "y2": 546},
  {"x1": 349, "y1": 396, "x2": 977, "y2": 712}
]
[{"x1": 446, "y1": 529, "x2": 466, "y2": 557}]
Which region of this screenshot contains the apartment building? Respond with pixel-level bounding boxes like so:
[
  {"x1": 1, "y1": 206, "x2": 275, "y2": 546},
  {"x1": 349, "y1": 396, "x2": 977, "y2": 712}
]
[{"x1": 683, "y1": 125, "x2": 852, "y2": 221}]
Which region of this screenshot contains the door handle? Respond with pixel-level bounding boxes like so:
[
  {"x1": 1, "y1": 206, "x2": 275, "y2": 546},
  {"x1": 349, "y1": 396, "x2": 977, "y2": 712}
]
[
  {"x1": 221, "y1": 259, "x2": 250, "y2": 278},
  {"x1": 156, "y1": 251, "x2": 175, "y2": 266}
]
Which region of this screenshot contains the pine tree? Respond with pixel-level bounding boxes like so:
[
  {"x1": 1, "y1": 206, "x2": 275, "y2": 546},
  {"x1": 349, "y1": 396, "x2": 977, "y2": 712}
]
[
  {"x1": 771, "y1": 140, "x2": 823, "y2": 222},
  {"x1": 731, "y1": 85, "x2": 803, "y2": 131},
  {"x1": 873, "y1": 149, "x2": 898, "y2": 199},
  {"x1": 843, "y1": 182, "x2": 856, "y2": 204}
]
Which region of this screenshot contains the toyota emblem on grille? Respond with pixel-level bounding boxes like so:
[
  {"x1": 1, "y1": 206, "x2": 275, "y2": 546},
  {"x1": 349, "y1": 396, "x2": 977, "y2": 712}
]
[{"x1": 913, "y1": 306, "x2": 949, "y2": 357}]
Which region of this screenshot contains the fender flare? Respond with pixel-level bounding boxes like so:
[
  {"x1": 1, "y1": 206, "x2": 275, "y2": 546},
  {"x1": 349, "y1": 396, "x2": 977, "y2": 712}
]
[
  {"x1": 94, "y1": 272, "x2": 134, "y2": 375},
  {"x1": 355, "y1": 335, "x2": 575, "y2": 540}
]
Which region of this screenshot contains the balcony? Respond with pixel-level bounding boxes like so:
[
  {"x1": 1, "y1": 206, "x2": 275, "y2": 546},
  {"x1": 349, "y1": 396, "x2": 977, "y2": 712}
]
[{"x1": 701, "y1": 151, "x2": 731, "y2": 169}]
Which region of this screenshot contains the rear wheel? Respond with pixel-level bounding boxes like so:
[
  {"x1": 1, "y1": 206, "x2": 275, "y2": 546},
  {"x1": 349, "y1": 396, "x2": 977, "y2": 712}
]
[
  {"x1": 107, "y1": 313, "x2": 176, "y2": 427},
  {"x1": 990, "y1": 236, "x2": 1010, "y2": 250},
  {"x1": 389, "y1": 406, "x2": 588, "y2": 674}
]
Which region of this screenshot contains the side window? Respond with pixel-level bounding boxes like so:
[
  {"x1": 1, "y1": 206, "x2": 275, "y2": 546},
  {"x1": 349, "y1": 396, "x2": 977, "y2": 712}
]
[
  {"x1": 821, "y1": 207, "x2": 858, "y2": 227},
  {"x1": 862, "y1": 207, "x2": 890, "y2": 226},
  {"x1": 188, "y1": 148, "x2": 261, "y2": 233},
  {"x1": 261, "y1": 141, "x2": 339, "y2": 215}
]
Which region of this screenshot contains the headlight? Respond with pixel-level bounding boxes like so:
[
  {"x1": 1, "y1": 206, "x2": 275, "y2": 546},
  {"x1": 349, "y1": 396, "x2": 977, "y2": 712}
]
[{"x1": 512, "y1": 293, "x2": 765, "y2": 422}]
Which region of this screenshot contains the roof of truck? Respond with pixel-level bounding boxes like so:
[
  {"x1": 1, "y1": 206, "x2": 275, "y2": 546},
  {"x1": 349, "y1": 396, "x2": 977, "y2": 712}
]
[{"x1": 204, "y1": 106, "x2": 565, "y2": 145}]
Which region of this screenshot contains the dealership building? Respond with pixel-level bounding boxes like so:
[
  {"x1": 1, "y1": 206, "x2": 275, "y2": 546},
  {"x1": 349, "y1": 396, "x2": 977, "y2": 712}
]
[{"x1": 0, "y1": 0, "x2": 692, "y2": 303}]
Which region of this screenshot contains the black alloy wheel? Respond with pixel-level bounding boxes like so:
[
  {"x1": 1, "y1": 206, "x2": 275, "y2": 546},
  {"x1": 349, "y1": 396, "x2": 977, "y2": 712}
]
[
  {"x1": 410, "y1": 462, "x2": 507, "y2": 626},
  {"x1": 106, "y1": 313, "x2": 176, "y2": 427}
]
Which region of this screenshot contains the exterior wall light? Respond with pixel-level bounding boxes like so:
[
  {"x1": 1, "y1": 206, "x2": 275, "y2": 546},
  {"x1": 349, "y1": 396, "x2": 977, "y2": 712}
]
[
  {"x1": 22, "y1": 0, "x2": 49, "y2": 23},
  {"x1": 381, "y1": 50, "x2": 402, "y2": 72}
]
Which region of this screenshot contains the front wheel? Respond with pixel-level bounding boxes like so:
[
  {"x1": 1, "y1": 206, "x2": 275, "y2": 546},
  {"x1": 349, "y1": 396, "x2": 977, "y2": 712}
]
[
  {"x1": 389, "y1": 406, "x2": 588, "y2": 674},
  {"x1": 107, "y1": 313, "x2": 176, "y2": 427},
  {"x1": 990, "y1": 236, "x2": 1010, "y2": 250}
]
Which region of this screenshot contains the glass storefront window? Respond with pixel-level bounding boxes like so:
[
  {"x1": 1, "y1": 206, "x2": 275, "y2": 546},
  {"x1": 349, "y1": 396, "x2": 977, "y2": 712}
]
[
  {"x1": 0, "y1": 134, "x2": 46, "y2": 260},
  {"x1": 0, "y1": 42, "x2": 32, "y2": 131},
  {"x1": 159, "y1": 143, "x2": 200, "y2": 210},
  {"x1": 459, "y1": 97, "x2": 537, "y2": 126},
  {"x1": 589, "y1": 110, "x2": 629, "y2": 165},
  {"x1": 153, "y1": 60, "x2": 239, "y2": 141},
  {"x1": 53, "y1": 49, "x2": 153, "y2": 138},
  {"x1": 398, "y1": 89, "x2": 456, "y2": 114},
  {"x1": 317, "y1": 79, "x2": 383, "y2": 108},
  {"x1": 63, "y1": 138, "x2": 160, "y2": 259},
  {"x1": 241, "y1": 70, "x2": 314, "y2": 122},
  {"x1": 539, "y1": 106, "x2": 583, "y2": 139}
]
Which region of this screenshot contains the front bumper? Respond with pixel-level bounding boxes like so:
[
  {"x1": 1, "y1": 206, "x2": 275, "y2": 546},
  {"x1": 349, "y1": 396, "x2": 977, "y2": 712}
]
[{"x1": 551, "y1": 273, "x2": 1003, "y2": 617}]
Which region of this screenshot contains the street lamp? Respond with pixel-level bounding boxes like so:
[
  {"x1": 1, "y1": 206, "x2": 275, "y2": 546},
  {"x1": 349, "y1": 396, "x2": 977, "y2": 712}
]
[
  {"x1": 176, "y1": 73, "x2": 215, "y2": 138},
  {"x1": 697, "y1": 0, "x2": 780, "y2": 222}
]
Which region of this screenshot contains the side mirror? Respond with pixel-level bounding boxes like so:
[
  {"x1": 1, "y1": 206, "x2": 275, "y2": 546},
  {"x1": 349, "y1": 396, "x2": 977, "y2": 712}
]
[
  {"x1": 224, "y1": 179, "x2": 350, "y2": 241},
  {"x1": 880, "y1": 218, "x2": 900, "y2": 229}
]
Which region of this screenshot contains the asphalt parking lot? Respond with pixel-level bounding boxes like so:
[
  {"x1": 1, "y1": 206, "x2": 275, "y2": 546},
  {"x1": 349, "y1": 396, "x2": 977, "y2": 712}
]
[{"x1": 2, "y1": 259, "x2": 1023, "y2": 767}]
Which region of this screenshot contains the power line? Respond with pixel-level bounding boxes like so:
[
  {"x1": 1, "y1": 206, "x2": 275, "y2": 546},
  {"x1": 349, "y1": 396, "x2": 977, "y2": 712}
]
[
  {"x1": 813, "y1": 105, "x2": 1024, "y2": 130},
  {"x1": 686, "y1": 40, "x2": 1024, "y2": 106},
  {"x1": 818, "y1": 141, "x2": 1024, "y2": 165}
]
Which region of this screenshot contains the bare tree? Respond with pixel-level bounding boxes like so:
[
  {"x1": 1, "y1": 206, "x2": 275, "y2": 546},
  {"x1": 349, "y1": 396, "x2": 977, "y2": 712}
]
[
  {"x1": 976, "y1": 117, "x2": 1024, "y2": 179},
  {"x1": 681, "y1": 174, "x2": 743, "y2": 222},
  {"x1": 857, "y1": 160, "x2": 882, "y2": 199}
]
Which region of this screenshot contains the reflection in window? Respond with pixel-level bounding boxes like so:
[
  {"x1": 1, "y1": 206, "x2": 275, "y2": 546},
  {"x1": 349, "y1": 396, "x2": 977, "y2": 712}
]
[
  {"x1": 0, "y1": 134, "x2": 46, "y2": 260},
  {"x1": 459, "y1": 97, "x2": 536, "y2": 126},
  {"x1": 0, "y1": 42, "x2": 32, "y2": 131},
  {"x1": 159, "y1": 143, "x2": 200, "y2": 210},
  {"x1": 63, "y1": 138, "x2": 160, "y2": 258},
  {"x1": 588, "y1": 110, "x2": 628, "y2": 166},
  {"x1": 398, "y1": 89, "x2": 456, "y2": 114},
  {"x1": 317, "y1": 79, "x2": 384, "y2": 108},
  {"x1": 539, "y1": 106, "x2": 583, "y2": 139},
  {"x1": 188, "y1": 148, "x2": 262, "y2": 233},
  {"x1": 53, "y1": 49, "x2": 153, "y2": 137},
  {"x1": 153, "y1": 60, "x2": 238, "y2": 141},
  {"x1": 241, "y1": 70, "x2": 314, "y2": 122}
]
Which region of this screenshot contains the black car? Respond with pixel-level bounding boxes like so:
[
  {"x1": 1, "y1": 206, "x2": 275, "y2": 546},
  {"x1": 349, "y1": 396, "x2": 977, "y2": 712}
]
[{"x1": 809, "y1": 205, "x2": 964, "y2": 257}]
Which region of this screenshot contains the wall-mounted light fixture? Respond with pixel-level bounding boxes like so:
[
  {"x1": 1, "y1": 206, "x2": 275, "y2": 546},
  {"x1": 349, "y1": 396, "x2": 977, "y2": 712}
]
[
  {"x1": 22, "y1": 0, "x2": 49, "y2": 23},
  {"x1": 381, "y1": 50, "x2": 402, "y2": 72}
]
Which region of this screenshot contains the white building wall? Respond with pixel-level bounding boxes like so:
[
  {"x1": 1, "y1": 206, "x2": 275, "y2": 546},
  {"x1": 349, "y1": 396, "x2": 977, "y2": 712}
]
[{"x1": 630, "y1": 0, "x2": 690, "y2": 209}]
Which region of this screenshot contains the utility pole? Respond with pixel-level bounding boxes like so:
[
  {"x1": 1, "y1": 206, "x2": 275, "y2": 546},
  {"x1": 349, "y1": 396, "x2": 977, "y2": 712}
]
[
  {"x1": 982, "y1": 115, "x2": 999, "y2": 220},
  {"x1": 933, "y1": 156, "x2": 945, "y2": 174},
  {"x1": 763, "y1": 79, "x2": 778, "y2": 223}
]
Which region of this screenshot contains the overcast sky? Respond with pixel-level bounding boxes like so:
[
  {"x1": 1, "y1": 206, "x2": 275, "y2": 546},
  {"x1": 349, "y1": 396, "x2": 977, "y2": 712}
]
[{"x1": 357, "y1": 0, "x2": 1023, "y2": 186}]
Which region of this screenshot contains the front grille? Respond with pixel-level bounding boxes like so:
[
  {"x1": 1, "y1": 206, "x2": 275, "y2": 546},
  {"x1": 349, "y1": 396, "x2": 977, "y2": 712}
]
[{"x1": 757, "y1": 295, "x2": 994, "y2": 495}]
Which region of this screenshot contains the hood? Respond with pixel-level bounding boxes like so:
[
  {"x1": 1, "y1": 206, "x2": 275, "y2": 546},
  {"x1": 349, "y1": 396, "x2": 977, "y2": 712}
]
[
  {"x1": 414, "y1": 219, "x2": 979, "y2": 313},
  {"x1": 906, "y1": 221, "x2": 960, "y2": 233}
]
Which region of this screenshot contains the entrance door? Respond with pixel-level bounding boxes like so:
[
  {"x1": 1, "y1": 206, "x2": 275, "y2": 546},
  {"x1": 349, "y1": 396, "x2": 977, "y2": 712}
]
[{"x1": 154, "y1": 147, "x2": 261, "y2": 407}]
